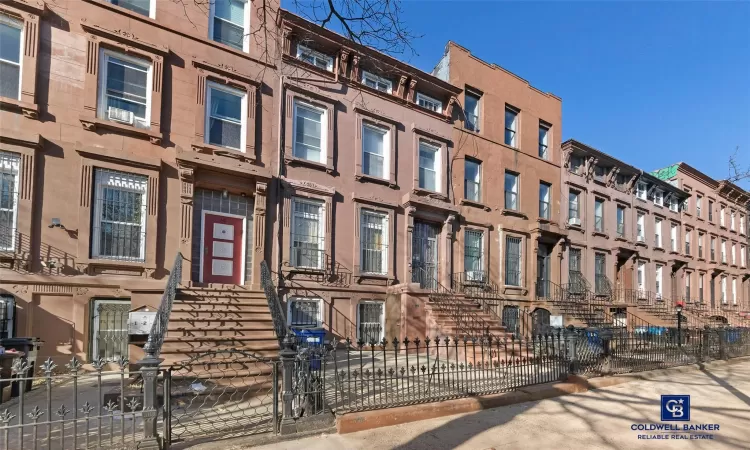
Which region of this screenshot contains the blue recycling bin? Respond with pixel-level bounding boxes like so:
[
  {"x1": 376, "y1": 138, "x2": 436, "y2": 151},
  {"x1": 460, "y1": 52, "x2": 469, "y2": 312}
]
[{"x1": 292, "y1": 328, "x2": 326, "y2": 370}]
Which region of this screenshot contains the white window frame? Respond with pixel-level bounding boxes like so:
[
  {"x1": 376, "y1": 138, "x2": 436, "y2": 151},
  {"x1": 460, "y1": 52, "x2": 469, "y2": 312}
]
[
  {"x1": 741, "y1": 245, "x2": 746, "y2": 267},
  {"x1": 91, "y1": 169, "x2": 148, "y2": 261},
  {"x1": 290, "y1": 197, "x2": 325, "y2": 270},
  {"x1": 361, "y1": 122, "x2": 390, "y2": 180},
  {"x1": 655, "y1": 264, "x2": 663, "y2": 298},
  {"x1": 205, "y1": 81, "x2": 247, "y2": 151},
  {"x1": 359, "y1": 209, "x2": 389, "y2": 275},
  {"x1": 636, "y1": 213, "x2": 645, "y2": 241},
  {"x1": 539, "y1": 182, "x2": 551, "y2": 219},
  {"x1": 296, "y1": 44, "x2": 334, "y2": 71},
  {"x1": 356, "y1": 300, "x2": 385, "y2": 342},
  {"x1": 361, "y1": 70, "x2": 392, "y2": 94},
  {"x1": 732, "y1": 278, "x2": 737, "y2": 305},
  {"x1": 730, "y1": 210, "x2": 736, "y2": 231},
  {"x1": 637, "y1": 261, "x2": 646, "y2": 293},
  {"x1": 720, "y1": 206, "x2": 726, "y2": 226},
  {"x1": 0, "y1": 152, "x2": 20, "y2": 251},
  {"x1": 208, "y1": 0, "x2": 251, "y2": 52},
  {"x1": 654, "y1": 218, "x2": 662, "y2": 247},
  {"x1": 669, "y1": 196, "x2": 678, "y2": 212},
  {"x1": 670, "y1": 223, "x2": 677, "y2": 251},
  {"x1": 416, "y1": 92, "x2": 442, "y2": 113},
  {"x1": 464, "y1": 91, "x2": 480, "y2": 132},
  {"x1": 292, "y1": 99, "x2": 327, "y2": 164},
  {"x1": 721, "y1": 276, "x2": 727, "y2": 303},
  {"x1": 418, "y1": 140, "x2": 441, "y2": 192},
  {"x1": 696, "y1": 195, "x2": 702, "y2": 217},
  {"x1": 721, "y1": 240, "x2": 727, "y2": 263},
  {"x1": 731, "y1": 244, "x2": 736, "y2": 265},
  {"x1": 464, "y1": 159, "x2": 482, "y2": 203},
  {"x1": 91, "y1": 299, "x2": 130, "y2": 361},
  {"x1": 538, "y1": 123, "x2": 550, "y2": 159},
  {"x1": 287, "y1": 297, "x2": 323, "y2": 328},
  {"x1": 97, "y1": 48, "x2": 153, "y2": 129},
  {"x1": 740, "y1": 214, "x2": 745, "y2": 234},
  {"x1": 108, "y1": 0, "x2": 156, "y2": 19},
  {"x1": 654, "y1": 190, "x2": 663, "y2": 206},
  {"x1": 505, "y1": 171, "x2": 519, "y2": 211},
  {"x1": 0, "y1": 14, "x2": 23, "y2": 101},
  {"x1": 504, "y1": 106, "x2": 518, "y2": 147},
  {"x1": 636, "y1": 182, "x2": 647, "y2": 200}
]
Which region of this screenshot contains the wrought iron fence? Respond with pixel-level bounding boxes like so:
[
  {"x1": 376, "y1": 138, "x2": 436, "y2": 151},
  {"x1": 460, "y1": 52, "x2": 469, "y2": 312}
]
[
  {"x1": 142, "y1": 252, "x2": 183, "y2": 360},
  {"x1": 360, "y1": 241, "x2": 388, "y2": 275},
  {"x1": 261, "y1": 260, "x2": 288, "y2": 344},
  {"x1": 290, "y1": 233, "x2": 325, "y2": 269}
]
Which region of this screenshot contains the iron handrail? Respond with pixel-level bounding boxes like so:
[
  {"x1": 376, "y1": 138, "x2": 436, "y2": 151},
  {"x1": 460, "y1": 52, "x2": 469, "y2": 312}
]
[
  {"x1": 261, "y1": 260, "x2": 291, "y2": 345},
  {"x1": 142, "y1": 252, "x2": 183, "y2": 361}
]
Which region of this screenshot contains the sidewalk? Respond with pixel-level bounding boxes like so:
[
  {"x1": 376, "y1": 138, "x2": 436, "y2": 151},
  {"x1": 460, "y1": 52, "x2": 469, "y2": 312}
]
[{"x1": 195, "y1": 359, "x2": 750, "y2": 449}]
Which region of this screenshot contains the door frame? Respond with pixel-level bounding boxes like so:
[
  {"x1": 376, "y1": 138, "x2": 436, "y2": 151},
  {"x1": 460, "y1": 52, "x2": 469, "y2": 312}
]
[{"x1": 199, "y1": 210, "x2": 248, "y2": 285}]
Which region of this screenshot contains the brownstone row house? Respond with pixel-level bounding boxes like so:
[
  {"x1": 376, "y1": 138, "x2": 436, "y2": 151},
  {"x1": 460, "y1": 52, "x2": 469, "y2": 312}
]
[{"x1": 0, "y1": 0, "x2": 747, "y2": 368}]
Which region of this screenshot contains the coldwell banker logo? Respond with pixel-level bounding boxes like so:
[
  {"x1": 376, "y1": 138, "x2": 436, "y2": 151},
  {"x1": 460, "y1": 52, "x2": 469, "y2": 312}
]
[{"x1": 661, "y1": 395, "x2": 690, "y2": 421}]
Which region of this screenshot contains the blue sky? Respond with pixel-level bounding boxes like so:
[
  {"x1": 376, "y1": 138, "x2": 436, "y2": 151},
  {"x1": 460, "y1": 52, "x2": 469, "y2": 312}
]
[{"x1": 288, "y1": 1, "x2": 750, "y2": 187}]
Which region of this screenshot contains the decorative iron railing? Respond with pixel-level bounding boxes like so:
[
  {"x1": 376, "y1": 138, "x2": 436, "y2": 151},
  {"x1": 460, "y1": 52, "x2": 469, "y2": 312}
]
[
  {"x1": 141, "y1": 252, "x2": 183, "y2": 360},
  {"x1": 261, "y1": 260, "x2": 289, "y2": 344}
]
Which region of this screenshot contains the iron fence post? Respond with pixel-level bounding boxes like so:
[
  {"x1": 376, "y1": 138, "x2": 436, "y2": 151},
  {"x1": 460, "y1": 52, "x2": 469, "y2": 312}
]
[
  {"x1": 280, "y1": 333, "x2": 297, "y2": 435},
  {"x1": 599, "y1": 328, "x2": 613, "y2": 375},
  {"x1": 719, "y1": 327, "x2": 727, "y2": 360},
  {"x1": 565, "y1": 325, "x2": 579, "y2": 374},
  {"x1": 702, "y1": 326, "x2": 710, "y2": 362},
  {"x1": 137, "y1": 356, "x2": 163, "y2": 449}
]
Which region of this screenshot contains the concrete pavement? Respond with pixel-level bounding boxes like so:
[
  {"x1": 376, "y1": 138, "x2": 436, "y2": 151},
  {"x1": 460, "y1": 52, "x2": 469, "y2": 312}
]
[{"x1": 190, "y1": 359, "x2": 750, "y2": 449}]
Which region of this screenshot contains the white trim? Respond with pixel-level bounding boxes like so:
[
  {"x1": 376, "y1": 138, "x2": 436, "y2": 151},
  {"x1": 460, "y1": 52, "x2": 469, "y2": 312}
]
[
  {"x1": 290, "y1": 197, "x2": 326, "y2": 270},
  {"x1": 97, "y1": 48, "x2": 153, "y2": 129},
  {"x1": 356, "y1": 300, "x2": 385, "y2": 342},
  {"x1": 0, "y1": 152, "x2": 20, "y2": 251},
  {"x1": 415, "y1": 92, "x2": 443, "y2": 113},
  {"x1": 287, "y1": 296, "x2": 323, "y2": 328},
  {"x1": 107, "y1": 0, "x2": 157, "y2": 19},
  {"x1": 418, "y1": 139, "x2": 441, "y2": 192},
  {"x1": 199, "y1": 210, "x2": 247, "y2": 285},
  {"x1": 0, "y1": 14, "x2": 23, "y2": 101},
  {"x1": 361, "y1": 70, "x2": 393, "y2": 93},
  {"x1": 207, "y1": 0, "x2": 251, "y2": 52},
  {"x1": 205, "y1": 80, "x2": 248, "y2": 151},
  {"x1": 292, "y1": 99, "x2": 327, "y2": 164},
  {"x1": 361, "y1": 122, "x2": 390, "y2": 180},
  {"x1": 91, "y1": 169, "x2": 148, "y2": 261},
  {"x1": 636, "y1": 182, "x2": 647, "y2": 200},
  {"x1": 296, "y1": 44, "x2": 334, "y2": 72},
  {"x1": 90, "y1": 298, "x2": 130, "y2": 361}
]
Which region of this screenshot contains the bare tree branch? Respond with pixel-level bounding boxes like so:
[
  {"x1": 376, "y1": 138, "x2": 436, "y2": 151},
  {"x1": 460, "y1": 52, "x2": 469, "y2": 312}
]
[{"x1": 727, "y1": 146, "x2": 750, "y2": 185}]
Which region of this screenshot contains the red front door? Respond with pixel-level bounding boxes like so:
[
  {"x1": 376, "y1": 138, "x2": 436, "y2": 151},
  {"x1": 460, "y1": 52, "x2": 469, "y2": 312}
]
[{"x1": 202, "y1": 213, "x2": 244, "y2": 284}]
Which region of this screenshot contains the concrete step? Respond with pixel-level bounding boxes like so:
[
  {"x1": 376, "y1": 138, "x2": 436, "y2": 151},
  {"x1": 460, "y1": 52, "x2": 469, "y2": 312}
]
[
  {"x1": 167, "y1": 328, "x2": 277, "y2": 338},
  {"x1": 171, "y1": 302, "x2": 271, "y2": 312},
  {"x1": 170, "y1": 310, "x2": 272, "y2": 320}
]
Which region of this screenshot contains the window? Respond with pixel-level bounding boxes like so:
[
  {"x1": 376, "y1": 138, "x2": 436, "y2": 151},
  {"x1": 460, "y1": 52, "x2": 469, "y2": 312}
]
[
  {"x1": 721, "y1": 239, "x2": 727, "y2": 263},
  {"x1": 655, "y1": 264, "x2": 663, "y2": 298},
  {"x1": 504, "y1": 172, "x2": 519, "y2": 211},
  {"x1": 741, "y1": 214, "x2": 745, "y2": 234},
  {"x1": 615, "y1": 173, "x2": 629, "y2": 191},
  {"x1": 594, "y1": 253, "x2": 607, "y2": 295},
  {"x1": 362, "y1": 71, "x2": 392, "y2": 93},
  {"x1": 464, "y1": 159, "x2": 481, "y2": 202},
  {"x1": 205, "y1": 81, "x2": 246, "y2": 150},
  {"x1": 720, "y1": 205, "x2": 726, "y2": 226},
  {"x1": 708, "y1": 200, "x2": 714, "y2": 221},
  {"x1": 699, "y1": 273, "x2": 704, "y2": 301},
  {"x1": 570, "y1": 155, "x2": 584, "y2": 175},
  {"x1": 296, "y1": 44, "x2": 333, "y2": 71},
  {"x1": 568, "y1": 190, "x2": 580, "y2": 225},
  {"x1": 290, "y1": 198, "x2": 325, "y2": 269},
  {"x1": 654, "y1": 218, "x2": 662, "y2": 247},
  {"x1": 670, "y1": 223, "x2": 677, "y2": 251},
  {"x1": 504, "y1": 106, "x2": 518, "y2": 147},
  {"x1": 416, "y1": 92, "x2": 442, "y2": 113},
  {"x1": 209, "y1": 0, "x2": 249, "y2": 51},
  {"x1": 710, "y1": 236, "x2": 716, "y2": 261},
  {"x1": 698, "y1": 232, "x2": 704, "y2": 258},
  {"x1": 685, "y1": 229, "x2": 691, "y2": 255},
  {"x1": 0, "y1": 152, "x2": 20, "y2": 251},
  {"x1": 504, "y1": 236, "x2": 522, "y2": 286},
  {"x1": 0, "y1": 296, "x2": 14, "y2": 339},
  {"x1": 637, "y1": 261, "x2": 646, "y2": 293},
  {"x1": 731, "y1": 243, "x2": 736, "y2": 265},
  {"x1": 730, "y1": 210, "x2": 736, "y2": 231},
  {"x1": 418, "y1": 141, "x2": 440, "y2": 192},
  {"x1": 594, "y1": 198, "x2": 604, "y2": 232},
  {"x1": 464, "y1": 91, "x2": 480, "y2": 132},
  {"x1": 615, "y1": 206, "x2": 625, "y2": 237},
  {"x1": 685, "y1": 272, "x2": 691, "y2": 300},
  {"x1": 98, "y1": 49, "x2": 152, "y2": 129},
  {"x1": 538, "y1": 122, "x2": 550, "y2": 159},
  {"x1": 288, "y1": 297, "x2": 322, "y2": 328},
  {"x1": 108, "y1": 0, "x2": 153, "y2": 18},
  {"x1": 636, "y1": 182, "x2": 647, "y2": 200},
  {"x1": 358, "y1": 301, "x2": 384, "y2": 343},
  {"x1": 696, "y1": 195, "x2": 702, "y2": 217},
  {"x1": 91, "y1": 169, "x2": 148, "y2": 261},
  {"x1": 636, "y1": 212, "x2": 645, "y2": 242},
  {"x1": 593, "y1": 165, "x2": 607, "y2": 182},
  {"x1": 362, "y1": 123, "x2": 389, "y2": 179},
  {"x1": 569, "y1": 248, "x2": 583, "y2": 293},
  {"x1": 464, "y1": 230, "x2": 484, "y2": 281},
  {"x1": 0, "y1": 14, "x2": 22, "y2": 100},
  {"x1": 721, "y1": 276, "x2": 727, "y2": 303},
  {"x1": 742, "y1": 245, "x2": 746, "y2": 267},
  {"x1": 654, "y1": 190, "x2": 663, "y2": 206},
  {"x1": 91, "y1": 299, "x2": 130, "y2": 361},
  {"x1": 539, "y1": 182, "x2": 551, "y2": 219},
  {"x1": 732, "y1": 278, "x2": 737, "y2": 305},
  {"x1": 360, "y1": 209, "x2": 388, "y2": 275},
  {"x1": 293, "y1": 100, "x2": 326, "y2": 163},
  {"x1": 669, "y1": 196, "x2": 678, "y2": 212}
]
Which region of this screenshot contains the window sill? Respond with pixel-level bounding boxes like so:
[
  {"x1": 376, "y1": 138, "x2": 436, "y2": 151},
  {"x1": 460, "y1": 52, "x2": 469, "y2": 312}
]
[
  {"x1": 80, "y1": 116, "x2": 162, "y2": 145},
  {"x1": 355, "y1": 273, "x2": 395, "y2": 285},
  {"x1": 77, "y1": 258, "x2": 156, "y2": 277},
  {"x1": 654, "y1": 246, "x2": 665, "y2": 252},
  {"x1": 697, "y1": 257, "x2": 705, "y2": 262},
  {"x1": 592, "y1": 230, "x2": 608, "y2": 239},
  {"x1": 192, "y1": 141, "x2": 255, "y2": 162},
  {"x1": 503, "y1": 286, "x2": 528, "y2": 296},
  {"x1": 614, "y1": 235, "x2": 629, "y2": 242},
  {"x1": 501, "y1": 208, "x2": 527, "y2": 219},
  {"x1": 284, "y1": 154, "x2": 334, "y2": 174},
  {"x1": 566, "y1": 223, "x2": 584, "y2": 232},
  {"x1": 669, "y1": 250, "x2": 679, "y2": 255},
  {"x1": 720, "y1": 225, "x2": 727, "y2": 231},
  {"x1": 412, "y1": 188, "x2": 449, "y2": 202},
  {"x1": 729, "y1": 229, "x2": 737, "y2": 234},
  {"x1": 635, "y1": 241, "x2": 648, "y2": 248},
  {"x1": 0, "y1": 97, "x2": 38, "y2": 119},
  {"x1": 355, "y1": 173, "x2": 397, "y2": 189},
  {"x1": 460, "y1": 198, "x2": 491, "y2": 211}
]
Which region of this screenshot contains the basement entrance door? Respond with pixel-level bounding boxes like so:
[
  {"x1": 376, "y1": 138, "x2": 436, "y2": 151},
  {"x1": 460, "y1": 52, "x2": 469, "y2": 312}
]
[{"x1": 201, "y1": 212, "x2": 245, "y2": 284}]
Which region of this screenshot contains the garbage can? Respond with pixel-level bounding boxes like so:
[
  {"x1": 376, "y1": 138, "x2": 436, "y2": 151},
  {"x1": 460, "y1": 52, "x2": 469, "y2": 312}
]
[
  {"x1": 0, "y1": 337, "x2": 43, "y2": 396},
  {"x1": 292, "y1": 328, "x2": 326, "y2": 370}
]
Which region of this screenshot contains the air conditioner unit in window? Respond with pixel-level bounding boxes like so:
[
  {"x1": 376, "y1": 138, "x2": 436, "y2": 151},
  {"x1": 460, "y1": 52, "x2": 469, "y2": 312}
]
[
  {"x1": 107, "y1": 107, "x2": 134, "y2": 125},
  {"x1": 568, "y1": 217, "x2": 581, "y2": 226}
]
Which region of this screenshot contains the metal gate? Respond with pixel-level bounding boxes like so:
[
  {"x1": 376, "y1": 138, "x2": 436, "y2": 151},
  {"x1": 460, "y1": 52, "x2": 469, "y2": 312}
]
[
  {"x1": 411, "y1": 221, "x2": 440, "y2": 288},
  {"x1": 502, "y1": 305, "x2": 520, "y2": 337},
  {"x1": 165, "y1": 350, "x2": 279, "y2": 446},
  {"x1": 532, "y1": 308, "x2": 551, "y2": 336}
]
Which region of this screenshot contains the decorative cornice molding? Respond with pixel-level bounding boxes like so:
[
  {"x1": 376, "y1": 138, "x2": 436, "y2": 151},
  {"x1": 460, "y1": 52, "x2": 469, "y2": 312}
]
[
  {"x1": 192, "y1": 59, "x2": 262, "y2": 86},
  {"x1": 80, "y1": 20, "x2": 169, "y2": 55},
  {"x1": 281, "y1": 177, "x2": 336, "y2": 196},
  {"x1": 351, "y1": 193, "x2": 399, "y2": 209}
]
